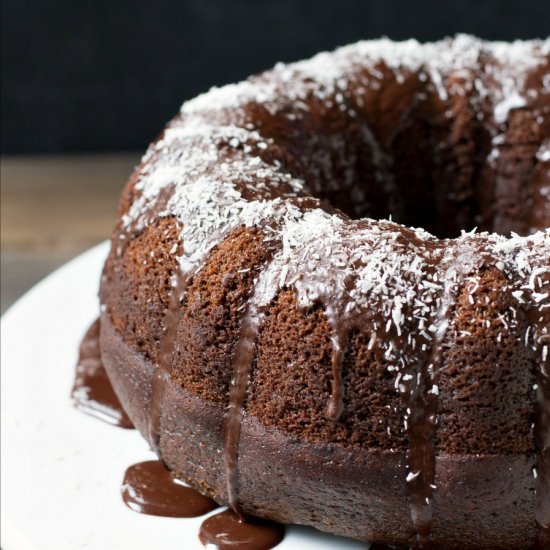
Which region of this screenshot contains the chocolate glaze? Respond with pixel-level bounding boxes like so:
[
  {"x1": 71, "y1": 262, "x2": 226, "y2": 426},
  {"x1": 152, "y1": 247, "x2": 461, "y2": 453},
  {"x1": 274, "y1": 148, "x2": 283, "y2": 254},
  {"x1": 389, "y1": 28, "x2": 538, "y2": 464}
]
[
  {"x1": 122, "y1": 460, "x2": 219, "y2": 517},
  {"x1": 72, "y1": 318, "x2": 134, "y2": 429},
  {"x1": 199, "y1": 509, "x2": 285, "y2": 550}
]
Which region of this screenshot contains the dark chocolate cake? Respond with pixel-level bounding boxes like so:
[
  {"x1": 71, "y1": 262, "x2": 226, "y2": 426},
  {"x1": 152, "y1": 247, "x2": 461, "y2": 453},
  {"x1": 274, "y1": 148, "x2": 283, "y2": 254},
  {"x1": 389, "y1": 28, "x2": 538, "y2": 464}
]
[{"x1": 98, "y1": 36, "x2": 550, "y2": 549}]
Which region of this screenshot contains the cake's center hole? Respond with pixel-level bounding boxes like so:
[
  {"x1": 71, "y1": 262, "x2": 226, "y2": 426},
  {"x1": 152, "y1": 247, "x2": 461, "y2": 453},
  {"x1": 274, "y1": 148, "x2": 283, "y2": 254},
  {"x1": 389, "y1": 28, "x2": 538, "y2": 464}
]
[
  {"x1": 313, "y1": 178, "x2": 487, "y2": 240},
  {"x1": 303, "y1": 125, "x2": 488, "y2": 239},
  {"x1": 325, "y1": 182, "x2": 483, "y2": 240},
  {"x1": 278, "y1": 112, "x2": 537, "y2": 239}
]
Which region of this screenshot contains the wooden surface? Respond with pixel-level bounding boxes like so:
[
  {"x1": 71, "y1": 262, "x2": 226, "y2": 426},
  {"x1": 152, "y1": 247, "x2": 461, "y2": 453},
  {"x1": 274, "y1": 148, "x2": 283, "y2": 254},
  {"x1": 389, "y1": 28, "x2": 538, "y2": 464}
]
[{"x1": 1, "y1": 154, "x2": 140, "y2": 314}]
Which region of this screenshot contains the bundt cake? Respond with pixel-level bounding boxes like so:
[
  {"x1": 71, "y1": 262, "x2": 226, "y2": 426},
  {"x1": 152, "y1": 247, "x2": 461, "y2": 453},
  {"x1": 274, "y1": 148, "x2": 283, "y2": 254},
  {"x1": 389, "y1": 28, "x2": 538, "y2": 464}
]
[{"x1": 98, "y1": 36, "x2": 550, "y2": 549}]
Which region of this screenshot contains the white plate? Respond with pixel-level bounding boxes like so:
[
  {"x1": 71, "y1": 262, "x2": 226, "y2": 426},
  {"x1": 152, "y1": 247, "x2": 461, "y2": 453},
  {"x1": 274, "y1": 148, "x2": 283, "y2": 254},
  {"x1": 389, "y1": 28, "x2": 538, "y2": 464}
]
[{"x1": 1, "y1": 242, "x2": 367, "y2": 550}]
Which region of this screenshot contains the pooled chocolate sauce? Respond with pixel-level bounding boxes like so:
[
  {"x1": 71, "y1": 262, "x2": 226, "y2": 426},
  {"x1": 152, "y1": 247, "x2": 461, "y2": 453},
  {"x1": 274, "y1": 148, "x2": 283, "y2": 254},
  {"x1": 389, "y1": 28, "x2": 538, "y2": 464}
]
[
  {"x1": 122, "y1": 460, "x2": 219, "y2": 517},
  {"x1": 121, "y1": 461, "x2": 286, "y2": 548},
  {"x1": 71, "y1": 327, "x2": 288, "y2": 544},
  {"x1": 199, "y1": 509, "x2": 285, "y2": 550},
  {"x1": 72, "y1": 318, "x2": 134, "y2": 429}
]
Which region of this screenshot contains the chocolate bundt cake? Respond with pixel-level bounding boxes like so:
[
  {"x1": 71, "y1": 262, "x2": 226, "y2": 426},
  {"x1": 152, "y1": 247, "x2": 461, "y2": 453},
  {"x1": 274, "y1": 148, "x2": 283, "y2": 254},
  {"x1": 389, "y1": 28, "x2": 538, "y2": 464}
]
[{"x1": 99, "y1": 36, "x2": 550, "y2": 549}]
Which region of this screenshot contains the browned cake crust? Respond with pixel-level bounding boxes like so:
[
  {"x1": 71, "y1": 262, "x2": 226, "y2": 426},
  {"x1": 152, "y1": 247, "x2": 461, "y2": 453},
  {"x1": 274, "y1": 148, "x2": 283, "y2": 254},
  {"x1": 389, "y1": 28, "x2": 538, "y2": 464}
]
[{"x1": 99, "y1": 36, "x2": 550, "y2": 548}]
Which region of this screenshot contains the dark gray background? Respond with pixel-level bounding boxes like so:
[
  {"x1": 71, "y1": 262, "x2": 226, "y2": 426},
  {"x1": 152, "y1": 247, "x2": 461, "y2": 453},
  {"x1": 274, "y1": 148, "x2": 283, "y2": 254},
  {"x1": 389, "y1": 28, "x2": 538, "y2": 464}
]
[{"x1": 2, "y1": 0, "x2": 549, "y2": 153}]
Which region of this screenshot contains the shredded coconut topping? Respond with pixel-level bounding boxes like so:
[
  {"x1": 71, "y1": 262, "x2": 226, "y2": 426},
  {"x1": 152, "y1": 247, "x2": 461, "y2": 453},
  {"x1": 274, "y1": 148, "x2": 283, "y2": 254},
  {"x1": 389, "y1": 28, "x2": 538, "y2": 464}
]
[{"x1": 120, "y1": 34, "x2": 550, "y2": 385}]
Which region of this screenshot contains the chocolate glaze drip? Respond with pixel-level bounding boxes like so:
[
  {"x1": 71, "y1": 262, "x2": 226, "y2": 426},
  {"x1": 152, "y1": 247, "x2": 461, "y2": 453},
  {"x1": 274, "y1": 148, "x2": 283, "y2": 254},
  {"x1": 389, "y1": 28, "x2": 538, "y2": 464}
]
[
  {"x1": 148, "y1": 368, "x2": 171, "y2": 453},
  {"x1": 199, "y1": 509, "x2": 285, "y2": 550},
  {"x1": 404, "y1": 242, "x2": 479, "y2": 548},
  {"x1": 223, "y1": 300, "x2": 267, "y2": 516},
  {"x1": 221, "y1": 229, "x2": 286, "y2": 514},
  {"x1": 404, "y1": 367, "x2": 437, "y2": 550},
  {"x1": 533, "y1": 272, "x2": 550, "y2": 550},
  {"x1": 326, "y1": 316, "x2": 347, "y2": 421},
  {"x1": 72, "y1": 318, "x2": 134, "y2": 429},
  {"x1": 122, "y1": 460, "x2": 219, "y2": 517},
  {"x1": 148, "y1": 274, "x2": 188, "y2": 455}
]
